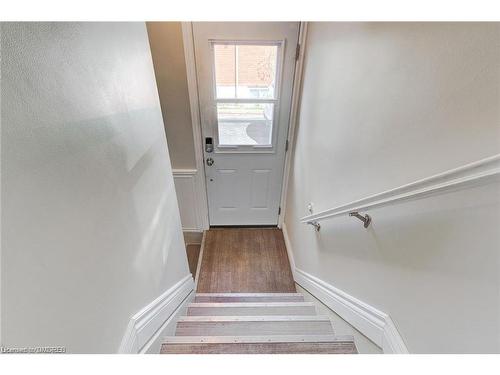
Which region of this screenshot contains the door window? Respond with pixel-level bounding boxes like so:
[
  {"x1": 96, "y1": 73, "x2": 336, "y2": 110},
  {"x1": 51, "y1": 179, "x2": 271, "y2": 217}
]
[{"x1": 212, "y1": 42, "x2": 281, "y2": 149}]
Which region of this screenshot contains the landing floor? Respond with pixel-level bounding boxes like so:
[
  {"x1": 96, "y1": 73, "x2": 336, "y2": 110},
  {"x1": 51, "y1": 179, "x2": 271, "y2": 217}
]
[{"x1": 196, "y1": 228, "x2": 296, "y2": 293}]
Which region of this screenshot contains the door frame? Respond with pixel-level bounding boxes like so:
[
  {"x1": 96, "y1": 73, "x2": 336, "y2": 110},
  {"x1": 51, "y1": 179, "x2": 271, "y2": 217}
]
[{"x1": 181, "y1": 22, "x2": 308, "y2": 229}]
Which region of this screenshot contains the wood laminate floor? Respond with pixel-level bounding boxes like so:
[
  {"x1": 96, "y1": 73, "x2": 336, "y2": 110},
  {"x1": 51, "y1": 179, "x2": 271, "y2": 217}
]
[{"x1": 196, "y1": 228, "x2": 296, "y2": 293}]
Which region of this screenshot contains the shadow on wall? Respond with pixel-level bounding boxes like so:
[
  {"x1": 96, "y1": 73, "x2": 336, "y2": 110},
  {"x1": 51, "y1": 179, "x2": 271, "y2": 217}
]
[{"x1": 3, "y1": 86, "x2": 187, "y2": 355}]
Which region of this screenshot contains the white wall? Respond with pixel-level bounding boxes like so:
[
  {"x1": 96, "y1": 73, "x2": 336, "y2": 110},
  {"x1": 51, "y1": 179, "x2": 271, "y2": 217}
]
[
  {"x1": 1, "y1": 22, "x2": 191, "y2": 353},
  {"x1": 147, "y1": 22, "x2": 196, "y2": 170},
  {"x1": 285, "y1": 22, "x2": 500, "y2": 353},
  {"x1": 146, "y1": 23, "x2": 206, "y2": 232}
]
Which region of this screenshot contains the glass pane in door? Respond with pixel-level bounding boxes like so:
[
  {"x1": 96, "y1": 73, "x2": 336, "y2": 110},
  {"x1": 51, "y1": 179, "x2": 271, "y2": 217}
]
[
  {"x1": 217, "y1": 103, "x2": 274, "y2": 146},
  {"x1": 214, "y1": 44, "x2": 236, "y2": 99},
  {"x1": 236, "y1": 45, "x2": 278, "y2": 99},
  {"x1": 213, "y1": 44, "x2": 278, "y2": 99}
]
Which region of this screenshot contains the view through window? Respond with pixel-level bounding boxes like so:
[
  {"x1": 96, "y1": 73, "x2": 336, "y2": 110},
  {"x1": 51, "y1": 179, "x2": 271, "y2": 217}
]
[{"x1": 213, "y1": 43, "x2": 279, "y2": 146}]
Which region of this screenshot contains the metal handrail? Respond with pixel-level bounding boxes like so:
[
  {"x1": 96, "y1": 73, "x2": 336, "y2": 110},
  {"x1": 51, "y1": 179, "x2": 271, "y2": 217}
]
[
  {"x1": 300, "y1": 154, "x2": 500, "y2": 232},
  {"x1": 304, "y1": 211, "x2": 371, "y2": 232}
]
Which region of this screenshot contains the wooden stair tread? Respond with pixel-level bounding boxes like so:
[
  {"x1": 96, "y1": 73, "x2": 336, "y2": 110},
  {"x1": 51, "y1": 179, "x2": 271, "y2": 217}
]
[
  {"x1": 175, "y1": 316, "x2": 334, "y2": 336},
  {"x1": 162, "y1": 292, "x2": 357, "y2": 354},
  {"x1": 163, "y1": 334, "x2": 354, "y2": 343},
  {"x1": 178, "y1": 315, "x2": 331, "y2": 322},
  {"x1": 161, "y1": 335, "x2": 356, "y2": 354},
  {"x1": 189, "y1": 302, "x2": 315, "y2": 307},
  {"x1": 194, "y1": 293, "x2": 305, "y2": 303},
  {"x1": 187, "y1": 302, "x2": 316, "y2": 316},
  {"x1": 195, "y1": 293, "x2": 304, "y2": 296},
  {"x1": 162, "y1": 342, "x2": 357, "y2": 354}
]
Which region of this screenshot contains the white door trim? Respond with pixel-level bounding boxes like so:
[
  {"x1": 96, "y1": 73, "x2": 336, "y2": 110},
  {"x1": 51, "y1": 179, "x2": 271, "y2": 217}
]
[
  {"x1": 182, "y1": 22, "x2": 306, "y2": 228},
  {"x1": 278, "y1": 22, "x2": 308, "y2": 228},
  {"x1": 181, "y1": 22, "x2": 210, "y2": 230}
]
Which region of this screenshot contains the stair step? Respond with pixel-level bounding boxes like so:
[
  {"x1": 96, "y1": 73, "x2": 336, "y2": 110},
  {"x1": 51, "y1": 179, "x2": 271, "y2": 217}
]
[
  {"x1": 175, "y1": 316, "x2": 334, "y2": 336},
  {"x1": 194, "y1": 293, "x2": 305, "y2": 303},
  {"x1": 187, "y1": 302, "x2": 316, "y2": 316},
  {"x1": 161, "y1": 335, "x2": 356, "y2": 354}
]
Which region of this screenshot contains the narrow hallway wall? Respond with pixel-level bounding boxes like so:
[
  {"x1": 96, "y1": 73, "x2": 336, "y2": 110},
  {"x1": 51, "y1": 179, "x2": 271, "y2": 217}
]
[
  {"x1": 1, "y1": 22, "x2": 190, "y2": 353},
  {"x1": 147, "y1": 22, "x2": 204, "y2": 232},
  {"x1": 147, "y1": 22, "x2": 196, "y2": 170},
  {"x1": 285, "y1": 22, "x2": 500, "y2": 353}
]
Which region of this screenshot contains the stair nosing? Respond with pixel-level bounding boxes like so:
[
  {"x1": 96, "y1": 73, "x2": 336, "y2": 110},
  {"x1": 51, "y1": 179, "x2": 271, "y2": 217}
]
[
  {"x1": 177, "y1": 315, "x2": 331, "y2": 322},
  {"x1": 188, "y1": 302, "x2": 315, "y2": 308},
  {"x1": 195, "y1": 293, "x2": 303, "y2": 297},
  {"x1": 163, "y1": 335, "x2": 354, "y2": 344}
]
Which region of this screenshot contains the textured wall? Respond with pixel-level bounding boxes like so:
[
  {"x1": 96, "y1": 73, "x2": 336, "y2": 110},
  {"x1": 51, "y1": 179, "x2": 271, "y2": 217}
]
[
  {"x1": 285, "y1": 22, "x2": 500, "y2": 353},
  {"x1": 1, "y1": 22, "x2": 190, "y2": 353}
]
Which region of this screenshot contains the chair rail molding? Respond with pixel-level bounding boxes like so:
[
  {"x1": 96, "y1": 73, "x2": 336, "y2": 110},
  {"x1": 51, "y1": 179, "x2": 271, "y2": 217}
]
[
  {"x1": 282, "y1": 223, "x2": 408, "y2": 354},
  {"x1": 172, "y1": 169, "x2": 198, "y2": 176},
  {"x1": 118, "y1": 274, "x2": 194, "y2": 353},
  {"x1": 301, "y1": 154, "x2": 500, "y2": 225}
]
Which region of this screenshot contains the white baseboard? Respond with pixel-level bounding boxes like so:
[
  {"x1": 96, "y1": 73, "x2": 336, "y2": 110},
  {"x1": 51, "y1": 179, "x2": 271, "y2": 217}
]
[
  {"x1": 282, "y1": 223, "x2": 408, "y2": 354},
  {"x1": 294, "y1": 268, "x2": 408, "y2": 354},
  {"x1": 183, "y1": 230, "x2": 204, "y2": 245},
  {"x1": 282, "y1": 223, "x2": 296, "y2": 276},
  {"x1": 141, "y1": 290, "x2": 195, "y2": 354},
  {"x1": 118, "y1": 274, "x2": 194, "y2": 353}
]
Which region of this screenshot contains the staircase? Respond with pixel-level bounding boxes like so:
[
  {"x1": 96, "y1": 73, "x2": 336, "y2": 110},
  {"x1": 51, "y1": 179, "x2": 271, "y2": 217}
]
[{"x1": 161, "y1": 292, "x2": 357, "y2": 354}]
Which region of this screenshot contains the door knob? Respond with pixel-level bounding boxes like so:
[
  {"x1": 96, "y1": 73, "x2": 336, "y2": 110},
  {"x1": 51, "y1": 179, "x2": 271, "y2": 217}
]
[{"x1": 206, "y1": 157, "x2": 214, "y2": 166}]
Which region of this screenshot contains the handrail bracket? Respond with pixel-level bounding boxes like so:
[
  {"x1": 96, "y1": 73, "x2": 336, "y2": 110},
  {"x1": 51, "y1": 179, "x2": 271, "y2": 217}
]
[
  {"x1": 349, "y1": 212, "x2": 371, "y2": 228},
  {"x1": 307, "y1": 221, "x2": 321, "y2": 231}
]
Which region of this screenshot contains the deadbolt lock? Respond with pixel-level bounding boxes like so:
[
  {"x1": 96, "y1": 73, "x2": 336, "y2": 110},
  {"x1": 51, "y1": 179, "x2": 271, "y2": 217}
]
[{"x1": 206, "y1": 157, "x2": 214, "y2": 166}]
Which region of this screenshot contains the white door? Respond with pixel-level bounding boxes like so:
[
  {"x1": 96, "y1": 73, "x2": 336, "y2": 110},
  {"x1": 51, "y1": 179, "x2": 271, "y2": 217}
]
[{"x1": 193, "y1": 22, "x2": 299, "y2": 226}]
